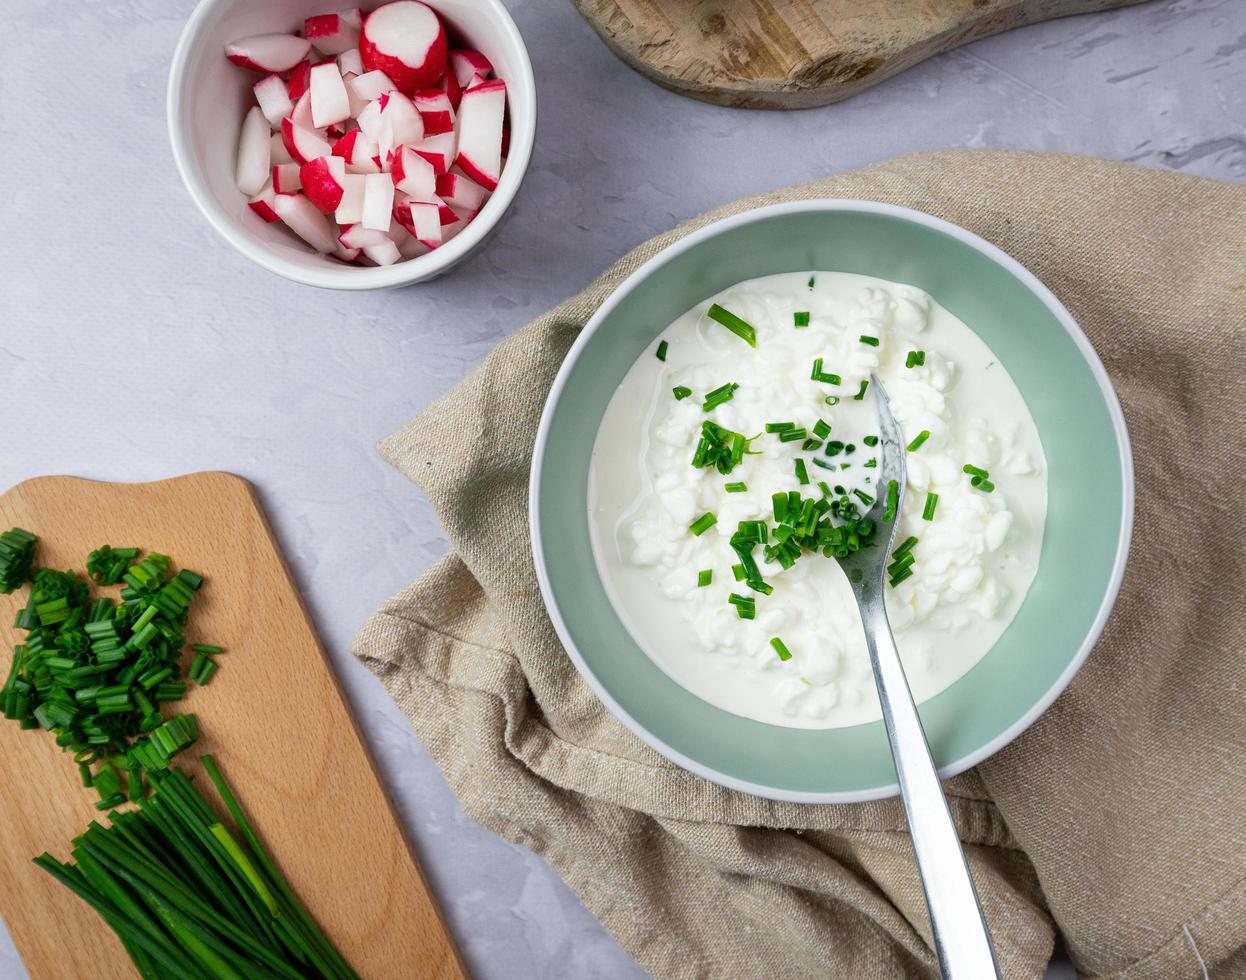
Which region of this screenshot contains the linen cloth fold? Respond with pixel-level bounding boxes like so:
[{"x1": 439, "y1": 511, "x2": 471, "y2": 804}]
[{"x1": 354, "y1": 151, "x2": 1246, "y2": 979}]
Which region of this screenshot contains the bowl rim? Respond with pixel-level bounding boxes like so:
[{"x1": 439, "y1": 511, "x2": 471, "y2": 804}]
[
  {"x1": 166, "y1": 0, "x2": 536, "y2": 291},
  {"x1": 529, "y1": 198, "x2": 1135, "y2": 803}
]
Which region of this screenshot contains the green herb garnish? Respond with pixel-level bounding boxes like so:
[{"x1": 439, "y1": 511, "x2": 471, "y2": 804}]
[
  {"x1": 906, "y1": 430, "x2": 931, "y2": 452},
  {"x1": 689, "y1": 512, "x2": 717, "y2": 536},
  {"x1": 707, "y1": 304, "x2": 757, "y2": 347},
  {"x1": 770, "y1": 637, "x2": 793, "y2": 662},
  {"x1": 656, "y1": 340, "x2": 668, "y2": 361},
  {"x1": 672, "y1": 386, "x2": 692, "y2": 400},
  {"x1": 905, "y1": 350, "x2": 926, "y2": 368},
  {"x1": 922, "y1": 492, "x2": 939, "y2": 521}
]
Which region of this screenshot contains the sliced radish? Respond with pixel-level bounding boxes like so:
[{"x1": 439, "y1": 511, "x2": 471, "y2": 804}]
[
  {"x1": 226, "y1": 33, "x2": 312, "y2": 73},
  {"x1": 248, "y1": 182, "x2": 280, "y2": 222},
  {"x1": 453, "y1": 78, "x2": 504, "y2": 191},
  {"x1": 399, "y1": 235, "x2": 431, "y2": 259},
  {"x1": 391, "y1": 145, "x2": 435, "y2": 198},
  {"x1": 436, "y1": 170, "x2": 487, "y2": 211},
  {"x1": 412, "y1": 89, "x2": 454, "y2": 135},
  {"x1": 309, "y1": 62, "x2": 351, "y2": 128},
  {"x1": 359, "y1": 1, "x2": 447, "y2": 95},
  {"x1": 270, "y1": 131, "x2": 293, "y2": 165},
  {"x1": 355, "y1": 98, "x2": 384, "y2": 143},
  {"x1": 441, "y1": 208, "x2": 471, "y2": 243},
  {"x1": 449, "y1": 49, "x2": 492, "y2": 89},
  {"x1": 303, "y1": 12, "x2": 359, "y2": 56},
  {"x1": 272, "y1": 162, "x2": 303, "y2": 193},
  {"x1": 287, "y1": 60, "x2": 312, "y2": 99},
  {"x1": 340, "y1": 8, "x2": 363, "y2": 30},
  {"x1": 349, "y1": 69, "x2": 395, "y2": 102},
  {"x1": 334, "y1": 173, "x2": 367, "y2": 224},
  {"x1": 235, "y1": 106, "x2": 271, "y2": 195},
  {"x1": 405, "y1": 200, "x2": 443, "y2": 246},
  {"x1": 253, "y1": 74, "x2": 293, "y2": 129},
  {"x1": 377, "y1": 90, "x2": 423, "y2": 159},
  {"x1": 332, "y1": 130, "x2": 381, "y2": 173},
  {"x1": 411, "y1": 131, "x2": 456, "y2": 175},
  {"x1": 338, "y1": 48, "x2": 364, "y2": 77},
  {"x1": 281, "y1": 118, "x2": 332, "y2": 164},
  {"x1": 300, "y1": 155, "x2": 348, "y2": 211},
  {"x1": 361, "y1": 172, "x2": 395, "y2": 231},
  {"x1": 339, "y1": 223, "x2": 390, "y2": 249},
  {"x1": 437, "y1": 68, "x2": 462, "y2": 111},
  {"x1": 333, "y1": 242, "x2": 362, "y2": 263},
  {"x1": 341, "y1": 72, "x2": 368, "y2": 118},
  {"x1": 290, "y1": 90, "x2": 315, "y2": 129},
  {"x1": 362, "y1": 239, "x2": 401, "y2": 266},
  {"x1": 273, "y1": 193, "x2": 336, "y2": 252},
  {"x1": 501, "y1": 126, "x2": 510, "y2": 157}
]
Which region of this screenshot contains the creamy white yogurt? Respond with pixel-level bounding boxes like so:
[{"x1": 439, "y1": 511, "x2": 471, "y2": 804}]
[{"x1": 588, "y1": 272, "x2": 1047, "y2": 729}]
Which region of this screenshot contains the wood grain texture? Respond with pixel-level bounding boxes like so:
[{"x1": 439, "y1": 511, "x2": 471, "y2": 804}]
[
  {"x1": 571, "y1": 0, "x2": 1150, "y2": 108},
  {"x1": 0, "y1": 473, "x2": 465, "y2": 980}
]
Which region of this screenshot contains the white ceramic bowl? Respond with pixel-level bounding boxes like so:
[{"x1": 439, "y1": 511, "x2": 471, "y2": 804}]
[{"x1": 168, "y1": 0, "x2": 535, "y2": 289}]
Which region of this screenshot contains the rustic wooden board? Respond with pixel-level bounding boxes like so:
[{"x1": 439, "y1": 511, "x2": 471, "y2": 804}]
[
  {"x1": 0, "y1": 473, "x2": 465, "y2": 980},
  {"x1": 572, "y1": 0, "x2": 1149, "y2": 109}
]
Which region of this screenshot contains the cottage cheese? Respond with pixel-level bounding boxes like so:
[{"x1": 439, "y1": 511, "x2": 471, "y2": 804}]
[{"x1": 588, "y1": 272, "x2": 1047, "y2": 728}]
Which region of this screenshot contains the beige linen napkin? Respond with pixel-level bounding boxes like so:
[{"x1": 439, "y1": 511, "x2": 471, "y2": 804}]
[{"x1": 354, "y1": 151, "x2": 1246, "y2": 979}]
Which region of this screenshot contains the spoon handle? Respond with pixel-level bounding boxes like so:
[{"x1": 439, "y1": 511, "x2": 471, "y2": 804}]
[{"x1": 859, "y1": 601, "x2": 1001, "y2": 979}]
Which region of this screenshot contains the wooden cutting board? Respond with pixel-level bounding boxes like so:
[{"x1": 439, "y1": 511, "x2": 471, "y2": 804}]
[
  {"x1": 571, "y1": 0, "x2": 1148, "y2": 108},
  {"x1": 0, "y1": 473, "x2": 465, "y2": 980}
]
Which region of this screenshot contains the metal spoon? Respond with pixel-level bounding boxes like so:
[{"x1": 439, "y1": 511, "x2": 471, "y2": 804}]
[{"x1": 833, "y1": 375, "x2": 1001, "y2": 979}]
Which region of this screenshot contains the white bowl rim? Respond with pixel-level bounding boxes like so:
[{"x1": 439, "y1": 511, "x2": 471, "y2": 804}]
[
  {"x1": 166, "y1": 0, "x2": 536, "y2": 291},
  {"x1": 529, "y1": 198, "x2": 1135, "y2": 804}
]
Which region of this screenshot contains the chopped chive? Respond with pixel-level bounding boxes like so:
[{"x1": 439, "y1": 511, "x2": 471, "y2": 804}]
[
  {"x1": 852, "y1": 489, "x2": 874, "y2": 506},
  {"x1": 811, "y1": 419, "x2": 830, "y2": 439},
  {"x1": 812, "y1": 457, "x2": 836, "y2": 470},
  {"x1": 794, "y1": 459, "x2": 809, "y2": 485},
  {"x1": 906, "y1": 430, "x2": 931, "y2": 452},
  {"x1": 975, "y1": 479, "x2": 996, "y2": 493},
  {"x1": 863, "y1": 435, "x2": 878, "y2": 447},
  {"x1": 811, "y1": 358, "x2": 842, "y2": 385},
  {"x1": 853, "y1": 379, "x2": 869, "y2": 401},
  {"x1": 656, "y1": 340, "x2": 668, "y2": 361},
  {"x1": 892, "y1": 535, "x2": 919, "y2": 559},
  {"x1": 905, "y1": 350, "x2": 926, "y2": 368},
  {"x1": 192, "y1": 644, "x2": 223, "y2": 655},
  {"x1": 732, "y1": 564, "x2": 746, "y2": 581},
  {"x1": 922, "y1": 492, "x2": 939, "y2": 521},
  {"x1": 807, "y1": 275, "x2": 815, "y2": 288},
  {"x1": 794, "y1": 312, "x2": 810, "y2": 328},
  {"x1": 889, "y1": 566, "x2": 914, "y2": 587},
  {"x1": 883, "y1": 480, "x2": 899, "y2": 521},
  {"x1": 707, "y1": 304, "x2": 757, "y2": 347},
  {"x1": 703, "y1": 382, "x2": 739, "y2": 412},
  {"x1": 765, "y1": 421, "x2": 795, "y2": 433},
  {"x1": 824, "y1": 440, "x2": 845, "y2": 456},
  {"x1": 724, "y1": 482, "x2": 748, "y2": 493},
  {"x1": 727, "y1": 593, "x2": 756, "y2": 620},
  {"x1": 697, "y1": 569, "x2": 713, "y2": 587},
  {"x1": 888, "y1": 553, "x2": 916, "y2": 577},
  {"x1": 778, "y1": 428, "x2": 808, "y2": 443},
  {"x1": 824, "y1": 395, "x2": 841, "y2": 406},
  {"x1": 859, "y1": 335, "x2": 879, "y2": 346},
  {"x1": 963, "y1": 464, "x2": 990, "y2": 479},
  {"x1": 689, "y1": 512, "x2": 717, "y2": 536},
  {"x1": 672, "y1": 385, "x2": 692, "y2": 400},
  {"x1": 800, "y1": 438, "x2": 821, "y2": 451},
  {"x1": 863, "y1": 458, "x2": 877, "y2": 468},
  {"x1": 770, "y1": 637, "x2": 793, "y2": 662}
]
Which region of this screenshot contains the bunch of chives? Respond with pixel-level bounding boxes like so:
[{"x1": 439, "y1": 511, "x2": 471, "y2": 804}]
[{"x1": 35, "y1": 756, "x2": 357, "y2": 980}]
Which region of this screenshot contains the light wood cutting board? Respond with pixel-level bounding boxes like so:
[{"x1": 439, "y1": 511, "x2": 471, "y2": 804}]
[
  {"x1": 0, "y1": 473, "x2": 465, "y2": 980},
  {"x1": 572, "y1": 0, "x2": 1148, "y2": 108}
]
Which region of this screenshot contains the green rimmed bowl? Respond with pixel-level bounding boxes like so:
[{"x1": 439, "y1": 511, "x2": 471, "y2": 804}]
[{"x1": 530, "y1": 201, "x2": 1133, "y2": 803}]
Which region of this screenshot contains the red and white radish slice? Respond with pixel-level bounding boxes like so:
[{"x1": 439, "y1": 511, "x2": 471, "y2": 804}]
[
  {"x1": 412, "y1": 90, "x2": 454, "y2": 135},
  {"x1": 235, "y1": 106, "x2": 271, "y2": 195},
  {"x1": 349, "y1": 69, "x2": 394, "y2": 102},
  {"x1": 339, "y1": 223, "x2": 390, "y2": 249},
  {"x1": 453, "y1": 78, "x2": 504, "y2": 191},
  {"x1": 341, "y1": 72, "x2": 368, "y2": 118},
  {"x1": 405, "y1": 200, "x2": 443, "y2": 247},
  {"x1": 272, "y1": 162, "x2": 303, "y2": 193},
  {"x1": 309, "y1": 62, "x2": 351, "y2": 128},
  {"x1": 338, "y1": 48, "x2": 364, "y2": 77},
  {"x1": 253, "y1": 74, "x2": 293, "y2": 129},
  {"x1": 359, "y1": 1, "x2": 447, "y2": 95},
  {"x1": 226, "y1": 33, "x2": 312, "y2": 73},
  {"x1": 287, "y1": 60, "x2": 312, "y2": 99},
  {"x1": 340, "y1": 8, "x2": 363, "y2": 30},
  {"x1": 290, "y1": 90, "x2": 315, "y2": 129},
  {"x1": 361, "y1": 172, "x2": 395, "y2": 230},
  {"x1": 248, "y1": 183, "x2": 280, "y2": 222},
  {"x1": 281, "y1": 118, "x2": 332, "y2": 164},
  {"x1": 399, "y1": 235, "x2": 431, "y2": 259},
  {"x1": 270, "y1": 131, "x2": 293, "y2": 165},
  {"x1": 299, "y1": 155, "x2": 348, "y2": 211},
  {"x1": 436, "y1": 171, "x2": 487, "y2": 212},
  {"x1": 333, "y1": 242, "x2": 362, "y2": 263},
  {"x1": 436, "y1": 68, "x2": 463, "y2": 111},
  {"x1": 362, "y1": 239, "x2": 402, "y2": 266},
  {"x1": 303, "y1": 12, "x2": 359, "y2": 56},
  {"x1": 391, "y1": 145, "x2": 435, "y2": 198},
  {"x1": 273, "y1": 193, "x2": 337, "y2": 252},
  {"x1": 377, "y1": 90, "x2": 423, "y2": 159},
  {"x1": 334, "y1": 173, "x2": 367, "y2": 224},
  {"x1": 411, "y1": 131, "x2": 456, "y2": 175},
  {"x1": 449, "y1": 49, "x2": 492, "y2": 89},
  {"x1": 332, "y1": 130, "x2": 381, "y2": 173}
]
